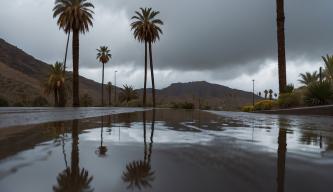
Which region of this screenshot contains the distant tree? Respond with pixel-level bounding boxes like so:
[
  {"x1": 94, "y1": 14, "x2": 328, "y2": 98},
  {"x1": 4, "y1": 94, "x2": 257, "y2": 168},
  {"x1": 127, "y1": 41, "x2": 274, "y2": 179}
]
[
  {"x1": 96, "y1": 46, "x2": 112, "y2": 106},
  {"x1": 264, "y1": 90, "x2": 268, "y2": 99},
  {"x1": 269, "y1": 89, "x2": 273, "y2": 100},
  {"x1": 119, "y1": 85, "x2": 138, "y2": 105},
  {"x1": 53, "y1": 0, "x2": 95, "y2": 107},
  {"x1": 258, "y1": 92, "x2": 262, "y2": 97},
  {"x1": 298, "y1": 71, "x2": 319, "y2": 86},
  {"x1": 274, "y1": 93, "x2": 278, "y2": 98},
  {"x1": 44, "y1": 62, "x2": 65, "y2": 107}
]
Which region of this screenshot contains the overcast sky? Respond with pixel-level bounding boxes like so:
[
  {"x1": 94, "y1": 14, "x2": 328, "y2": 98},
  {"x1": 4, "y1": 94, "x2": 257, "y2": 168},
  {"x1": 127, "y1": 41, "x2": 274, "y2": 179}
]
[{"x1": 0, "y1": 0, "x2": 332, "y2": 93}]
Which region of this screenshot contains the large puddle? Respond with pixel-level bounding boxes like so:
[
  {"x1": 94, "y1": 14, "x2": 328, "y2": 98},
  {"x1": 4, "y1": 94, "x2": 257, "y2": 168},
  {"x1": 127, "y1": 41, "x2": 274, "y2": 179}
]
[{"x1": 0, "y1": 109, "x2": 333, "y2": 192}]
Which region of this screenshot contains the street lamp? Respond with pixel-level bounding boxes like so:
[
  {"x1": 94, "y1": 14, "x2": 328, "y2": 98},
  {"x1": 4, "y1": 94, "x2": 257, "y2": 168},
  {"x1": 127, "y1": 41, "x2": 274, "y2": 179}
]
[
  {"x1": 114, "y1": 70, "x2": 118, "y2": 105},
  {"x1": 252, "y1": 79, "x2": 255, "y2": 107}
]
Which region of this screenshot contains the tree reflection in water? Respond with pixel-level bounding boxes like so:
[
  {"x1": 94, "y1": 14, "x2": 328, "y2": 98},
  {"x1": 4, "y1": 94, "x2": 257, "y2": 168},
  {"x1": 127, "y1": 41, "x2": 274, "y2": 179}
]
[
  {"x1": 122, "y1": 110, "x2": 156, "y2": 190},
  {"x1": 96, "y1": 117, "x2": 107, "y2": 157},
  {"x1": 53, "y1": 120, "x2": 94, "y2": 192},
  {"x1": 277, "y1": 119, "x2": 287, "y2": 192}
]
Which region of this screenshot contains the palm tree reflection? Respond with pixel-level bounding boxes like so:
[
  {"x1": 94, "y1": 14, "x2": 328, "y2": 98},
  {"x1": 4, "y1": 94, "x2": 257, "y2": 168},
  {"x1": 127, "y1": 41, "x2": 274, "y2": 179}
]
[
  {"x1": 277, "y1": 120, "x2": 287, "y2": 192},
  {"x1": 122, "y1": 110, "x2": 156, "y2": 190},
  {"x1": 53, "y1": 120, "x2": 94, "y2": 192},
  {"x1": 96, "y1": 117, "x2": 107, "y2": 157}
]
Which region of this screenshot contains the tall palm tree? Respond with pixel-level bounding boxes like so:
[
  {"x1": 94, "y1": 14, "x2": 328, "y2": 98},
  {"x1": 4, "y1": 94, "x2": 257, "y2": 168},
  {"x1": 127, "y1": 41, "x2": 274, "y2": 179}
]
[
  {"x1": 276, "y1": 0, "x2": 287, "y2": 94},
  {"x1": 119, "y1": 85, "x2": 138, "y2": 105},
  {"x1": 96, "y1": 46, "x2": 112, "y2": 106},
  {"x1": 322, "y1": 55, "x2": 333, "y2": 81},
  {"x1": 53, "y1": 0, "x2": 94, "y2": 107},
  {"x1": 298, "y1": 71, "x2": 319, "y2": 86},
  {"x1": 131, "y1": 8, "x2": 163, "y2": 107},
  {"x1": 44, "y1": 62, "x2": 65, "y2": 107}
]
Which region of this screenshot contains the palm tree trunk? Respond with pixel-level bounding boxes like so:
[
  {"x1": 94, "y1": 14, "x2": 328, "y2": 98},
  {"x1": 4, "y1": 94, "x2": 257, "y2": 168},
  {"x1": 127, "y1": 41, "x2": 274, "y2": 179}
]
[
  {"x1": 71, "y1": 120, "x2": 79, "y2": 176},
  {"x1": 276, "y1": 0, "x2": 287, "y2": 94},
  {"x1": 101, "y1": 63, "x2": 105, "y2": 106},
  {"x1": 148, "y1": 41, "x2": 156, "y2": 108},
  {"x1": 72, "y1": 30, "x2": 80, "y2": 107},
  {"x1": 63, "y1": 32, "x2": 70, "y2": 74},
  {"x1": 59, "y1": 32, "x2": 71, "y2": 107},
  {"x1": 143, "y1": 41, "x2": 148, "y2": 107}
]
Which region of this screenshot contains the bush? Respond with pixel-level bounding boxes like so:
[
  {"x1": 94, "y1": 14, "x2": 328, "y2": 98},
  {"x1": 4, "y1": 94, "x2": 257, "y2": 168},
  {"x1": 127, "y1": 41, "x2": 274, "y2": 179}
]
[
  {"x1": 278, "y1": 92, "x2": 301, "y2": 108},
  {"x1": 0, "y1": 97, "x2": 9, "y2": 107},
  {"x1": 242, "y1": 105, "x2": 254, "y2": 112},
  {"x1": 171, "y1": 102, "x2": 194, "y2": 109},
  {"x1": 127, "y1": 99, "x2": 143, "y2": 107},
  {"x1": 254, "y1": 100, "x2": 278, "y2": 111},
  {"x1": 80, "y1": 94, "x2": 93, "y2": 107},
  {"x1": 304, "y1": 80, "x2": 333, "y2": 106},
  {"x1": 284, "y1": 83, "x2": 295, "y2": 93},
  {"x1": 32, "y1": 96, "x2": 49, "y2": 107}
]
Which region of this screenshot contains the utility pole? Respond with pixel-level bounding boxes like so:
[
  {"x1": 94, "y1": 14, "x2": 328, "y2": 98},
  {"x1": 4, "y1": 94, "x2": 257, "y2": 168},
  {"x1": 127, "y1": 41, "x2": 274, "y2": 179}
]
[
  {"x1": 114, "y1": 71, "x2": 117, "y2": 106},
  {"x1": 252, "y1": 79, "x2": 255, "y2": 107}
]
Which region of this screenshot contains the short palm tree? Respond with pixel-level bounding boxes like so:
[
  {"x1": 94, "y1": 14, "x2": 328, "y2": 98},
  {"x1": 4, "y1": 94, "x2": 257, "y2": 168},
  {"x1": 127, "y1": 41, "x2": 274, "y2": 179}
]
[
  {"x1": 44, "y1": 62, "x2": 65, "y2": 106},
  {"x1": 119, "y1": 85, "x2": 138, "y2": 105},
  {"x1": 264, "y1": 90, "x2": 268, "y2": 99},
  {"x1": 298, "y1": 71, "x2": 319, "y2": 86},
  {"x1": 322, "y1": 55, "x2": 333, "y2": 81},
  {"x1": 53, "y1": 0, "x2": 94, "y2": 107},
  {"x1": 96, "y1": 46, "x2": 112, "y2": 106},
  {"x1": 131, "y1": 8, "x2": 163, "y2": 107},
  {"x1": 269, "y1": 89, "x2": 273, "y2": 100}
]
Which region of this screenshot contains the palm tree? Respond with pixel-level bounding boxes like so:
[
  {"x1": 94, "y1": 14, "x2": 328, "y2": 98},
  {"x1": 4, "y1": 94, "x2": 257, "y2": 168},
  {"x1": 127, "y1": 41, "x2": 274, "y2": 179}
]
[
  {"x1": 44, "y1": 62, "x2": 65, "y2": 107},
  {"x1": 269, "y1": 89, "x2": 273, "y2": 100},
  {"x1": 264, "y1": 90, "x2": 268, "y2": 99},
  {"x1": 53, "y1": 0, "x2": 94, "y2": 107},
  {"x1": 96, "y1": 46, "x2": 112, "y2": 106},
  {"x1": 276, "y1": 0, "x2": 287, "y2": 93},
  {"x1": 298, "y1": 71, "x2": 319, "y2": 86},
  {"x1": 107, "y1": 82, "x2": 112, "y2": 106},
  {"x1": 322, "y1": 55, "x2": 333, "y2": 81},
  {"x1": 96, "y1": 117, "x2": 107, "y2": 157},
  {"x1": 119, "y1": 85, "x2": 138, "y2": 105},
  {"x1": 131, "y1": 8, "x2": 163, "y2": 108}
]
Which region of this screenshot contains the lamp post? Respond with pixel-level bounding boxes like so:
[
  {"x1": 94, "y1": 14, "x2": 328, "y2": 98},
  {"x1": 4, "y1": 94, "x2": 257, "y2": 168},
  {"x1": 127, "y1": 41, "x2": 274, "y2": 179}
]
[
  {"x1": 252, "y1": 79, "x2": 255, "y2": 107},
  {"x1": 114, "y1": 70, "x2": 118, "y2": 106}
]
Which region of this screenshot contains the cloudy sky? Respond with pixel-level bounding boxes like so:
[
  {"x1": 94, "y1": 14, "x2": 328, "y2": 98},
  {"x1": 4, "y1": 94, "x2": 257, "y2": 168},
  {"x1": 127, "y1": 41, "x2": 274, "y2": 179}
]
[{"x1": 0, "y1": 0, "x2": 332, "y2": 93}]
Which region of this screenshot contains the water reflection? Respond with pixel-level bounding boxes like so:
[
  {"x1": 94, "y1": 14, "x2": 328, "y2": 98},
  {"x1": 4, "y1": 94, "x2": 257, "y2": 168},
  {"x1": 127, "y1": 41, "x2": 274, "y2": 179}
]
[
  {"x1": 96, "y1": 117, "x2": 107, "y2": 157},
  {"x1": 53, "y1": 120, "x2": 94, "y2": 192},
  {"x1": 277, "y1": 119, "x2": 287, "y2": 192},
  {"x1": 122, "y1": 110, "x2": 156, "y2": 190}
]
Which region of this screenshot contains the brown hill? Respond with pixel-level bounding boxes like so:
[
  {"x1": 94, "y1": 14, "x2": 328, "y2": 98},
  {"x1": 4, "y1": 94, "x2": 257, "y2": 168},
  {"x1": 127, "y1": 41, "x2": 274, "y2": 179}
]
[
  {"x1": 137, "y1": 81, "x2": 261, "y2": 110},
  {"x1": 0, "y1": 38, "x2": 118, "y2": 106}
]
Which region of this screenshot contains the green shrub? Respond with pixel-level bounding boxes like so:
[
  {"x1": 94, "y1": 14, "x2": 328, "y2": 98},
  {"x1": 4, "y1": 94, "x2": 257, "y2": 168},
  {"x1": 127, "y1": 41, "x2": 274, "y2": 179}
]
[
  {"x1": 285, "y1": 83, "x2": 295, "y2": 93},
  {"x1": 171, "y1": 102, "x2": 194, "y2": 109},
  {"x1": 0, "y1": 97, "x2": 9, "y2": 107},
  {"x1": 80, "y1": 94, "x2": 93, "y2": 107},
  {"x1": 127, "y1": 99, "x2": 143, "y2": 107},
  {"x1": 242, "y1": 105, "x2": 254, "y2": 112},
  {"x1": 254, "y1": 100, "x2": 278, "y2": 111},
  {"x1": 304, "y1": 80, "x2": 333, "y2": 106},
  {"x1": 278, "y1": 92, "x2": 301, "y2": 108},
  {"x1": 32, "y1": 96, "x2": 49, "y2": 107}
]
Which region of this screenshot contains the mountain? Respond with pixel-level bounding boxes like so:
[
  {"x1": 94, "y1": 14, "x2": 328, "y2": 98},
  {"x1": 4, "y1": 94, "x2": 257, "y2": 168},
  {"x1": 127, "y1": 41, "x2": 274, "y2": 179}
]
[
  {"x1": 0, "y1": 38, "x2": 118, "y2": 106},
  {"x1": 0, "y1": 38, "x2": 260, "y2": 109},
  {"x1": 137, "y1": 81, "x2": 261, "y2": 110}
]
